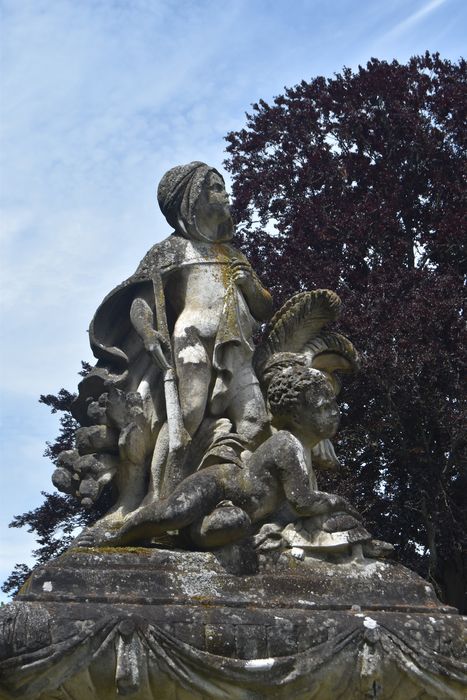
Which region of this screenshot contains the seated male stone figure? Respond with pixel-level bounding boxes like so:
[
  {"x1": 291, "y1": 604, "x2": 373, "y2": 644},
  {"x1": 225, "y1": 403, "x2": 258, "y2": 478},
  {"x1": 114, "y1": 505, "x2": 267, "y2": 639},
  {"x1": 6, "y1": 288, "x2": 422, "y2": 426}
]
[
  {"x1": 84, "y1": 362, "x2": 359, "y2": 549},
  {"x1": 64, "y1": 162, "x2": 273, "y2": 526}
]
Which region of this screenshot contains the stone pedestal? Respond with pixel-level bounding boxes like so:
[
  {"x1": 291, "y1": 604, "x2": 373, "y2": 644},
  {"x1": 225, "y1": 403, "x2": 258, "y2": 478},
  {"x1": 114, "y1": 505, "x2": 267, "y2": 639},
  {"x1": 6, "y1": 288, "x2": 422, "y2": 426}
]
[{"x1": 1, "y1": 547, "x2": 466, "y2": 699}]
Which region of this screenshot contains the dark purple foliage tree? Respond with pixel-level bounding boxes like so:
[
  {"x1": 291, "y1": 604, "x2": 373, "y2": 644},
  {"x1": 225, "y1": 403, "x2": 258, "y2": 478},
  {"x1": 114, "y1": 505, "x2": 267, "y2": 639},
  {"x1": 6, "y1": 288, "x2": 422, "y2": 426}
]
[{"x1": 225, "y1": 52, "x2": 466, "y2": 611}]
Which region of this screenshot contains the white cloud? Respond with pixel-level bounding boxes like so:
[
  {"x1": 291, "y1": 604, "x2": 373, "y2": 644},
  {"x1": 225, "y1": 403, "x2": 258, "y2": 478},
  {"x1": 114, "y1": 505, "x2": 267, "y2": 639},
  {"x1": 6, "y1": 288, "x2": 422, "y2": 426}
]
[{"x1": 382, "y1": 0, "x2": 448, "y2": 40}]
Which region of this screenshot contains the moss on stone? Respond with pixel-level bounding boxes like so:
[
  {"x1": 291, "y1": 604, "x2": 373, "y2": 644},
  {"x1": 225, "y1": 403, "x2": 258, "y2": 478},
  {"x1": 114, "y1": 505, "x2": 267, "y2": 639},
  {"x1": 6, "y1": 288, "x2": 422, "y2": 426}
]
[{"x1": 62, "y1": 546, "x2": 155, "y2": 558}]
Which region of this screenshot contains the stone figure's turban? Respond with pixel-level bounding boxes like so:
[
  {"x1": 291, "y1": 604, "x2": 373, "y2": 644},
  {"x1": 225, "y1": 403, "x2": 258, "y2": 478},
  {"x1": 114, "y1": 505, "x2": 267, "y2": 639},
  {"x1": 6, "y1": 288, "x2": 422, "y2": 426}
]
[{"x1": 157, "y1": 161, "x2": 223, "y2": 231}]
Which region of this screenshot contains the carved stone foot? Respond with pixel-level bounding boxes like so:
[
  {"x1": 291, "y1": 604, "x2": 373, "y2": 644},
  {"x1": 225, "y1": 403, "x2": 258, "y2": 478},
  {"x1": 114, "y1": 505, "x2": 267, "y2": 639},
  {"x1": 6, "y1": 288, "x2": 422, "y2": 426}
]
[
  {"x1": 362, "y1": 538, "x2": 395, "y2": 558},
  {"x1": 71, "y1": 521, "x2": 126, "y2": 549},
  {"x1": 190, "y1": 501, "x2": 252, "y2": 548}
]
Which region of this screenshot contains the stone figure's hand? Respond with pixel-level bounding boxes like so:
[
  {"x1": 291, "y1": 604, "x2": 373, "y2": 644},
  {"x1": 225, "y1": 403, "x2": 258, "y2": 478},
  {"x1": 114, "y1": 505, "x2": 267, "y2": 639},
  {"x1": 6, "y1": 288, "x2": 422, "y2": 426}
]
[
  {"x1": 303, "y1": 491, "x2": 362, "y2": 520},
  {"x1": 130, "y1": 297, "x2": 172, "y2": 371},
  {"x1": 320, "y1": 493, "x2": 361, "y2": 520},
  {"x1": 333, "y1": 497, "x2": 361, "y2": 521},
  {"x1": 229, "y1": 259, "x2": 272, "y2": 320},
  {"x1": 311, "y1": 439, "x2": 340, "y2": 471},
  {"x1": 146, "y1": 331, "x2": 172, "y2": 371},
  {"x1": 230, "y1": 260, "x2": 255, "y2": 291}
]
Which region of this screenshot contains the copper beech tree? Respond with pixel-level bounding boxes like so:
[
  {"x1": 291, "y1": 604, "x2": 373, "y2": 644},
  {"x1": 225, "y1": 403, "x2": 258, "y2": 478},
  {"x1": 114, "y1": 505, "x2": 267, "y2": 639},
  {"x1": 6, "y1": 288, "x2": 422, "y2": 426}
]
[
  {"x1": 4, "y1": 53, "x2": 466, "y2": 611},
  {"x1": 225, "y1": 52, "x2": 466, "y2": 611}
]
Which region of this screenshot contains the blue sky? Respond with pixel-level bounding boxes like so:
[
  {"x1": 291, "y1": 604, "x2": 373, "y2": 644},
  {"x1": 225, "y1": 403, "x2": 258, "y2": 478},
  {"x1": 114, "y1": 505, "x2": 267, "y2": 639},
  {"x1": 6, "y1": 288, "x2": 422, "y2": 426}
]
[{"x1": 0, "y1": 0, "x2": 465, "y2": 600}]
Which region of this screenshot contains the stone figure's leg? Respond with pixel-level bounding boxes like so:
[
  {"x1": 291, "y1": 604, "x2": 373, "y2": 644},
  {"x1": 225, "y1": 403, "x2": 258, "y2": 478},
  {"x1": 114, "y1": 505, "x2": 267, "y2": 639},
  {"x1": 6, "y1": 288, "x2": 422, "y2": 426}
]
[
  {"x1": 113, "y1": 460, "x2": 148, "y2": 516},
  {"x1": 189, "y1": 502, "x2": 252, "y2": 548},
  {"x1": 173, "y1": 331, "x2": 211, "y2": 437},
  {"x1": 144, "y1": 422, "x2": 169, "y2": 502},
  {"x1": 227, "y1": 364, "x2": 270, "y2": 449},
  {"x1": 101, "y1": 469, "x2": 225, "y2": 546}
]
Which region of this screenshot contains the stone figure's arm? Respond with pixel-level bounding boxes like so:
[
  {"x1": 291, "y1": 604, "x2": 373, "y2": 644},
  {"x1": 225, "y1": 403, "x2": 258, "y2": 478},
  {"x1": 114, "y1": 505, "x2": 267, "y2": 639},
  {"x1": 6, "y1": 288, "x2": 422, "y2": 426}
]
[
  {"x1": 251, "y1": 432, "x2": 360, "y2": 520},
  {"x1": 230, "y1": 258, "x2": 273, "y2": 321},
  {"x1": 93, "y1": 468, "x2": 227, "y2": 547},
  {"x1": 130, "y1": 297, "x2": 172, "y2": 371}
]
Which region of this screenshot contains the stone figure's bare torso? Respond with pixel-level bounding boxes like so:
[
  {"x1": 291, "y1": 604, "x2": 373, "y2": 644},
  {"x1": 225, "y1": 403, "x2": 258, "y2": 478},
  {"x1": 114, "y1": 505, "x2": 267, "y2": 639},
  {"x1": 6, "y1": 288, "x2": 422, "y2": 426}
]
[{"x1": 165, "y1": 243, "x2": 253, "y2": 345}]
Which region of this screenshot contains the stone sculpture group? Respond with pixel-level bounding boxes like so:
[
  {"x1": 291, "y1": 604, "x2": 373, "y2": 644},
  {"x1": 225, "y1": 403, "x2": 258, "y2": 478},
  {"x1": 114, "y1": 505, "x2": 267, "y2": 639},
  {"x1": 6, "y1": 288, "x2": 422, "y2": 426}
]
[
  {"x1": 1, "y1": 162, "x2": 465, "y2": 700},
  {"x1": 52, "y1": 161, "x2": 370, "y2": 556}
]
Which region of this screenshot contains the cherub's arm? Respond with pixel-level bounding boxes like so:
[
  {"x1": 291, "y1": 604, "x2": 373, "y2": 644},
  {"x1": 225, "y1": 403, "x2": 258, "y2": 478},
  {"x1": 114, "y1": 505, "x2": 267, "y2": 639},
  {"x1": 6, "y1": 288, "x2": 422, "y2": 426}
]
[{"x1": 230, "y1": 258, "x2": 273, "y2": 321}]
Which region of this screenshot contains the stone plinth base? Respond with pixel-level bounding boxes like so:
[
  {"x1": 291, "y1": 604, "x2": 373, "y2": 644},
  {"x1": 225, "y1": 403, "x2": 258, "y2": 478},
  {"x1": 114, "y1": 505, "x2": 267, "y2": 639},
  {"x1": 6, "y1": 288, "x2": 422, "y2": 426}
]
[{"x1": 1, "y1": 547, "x2": 466, "y2": 699}]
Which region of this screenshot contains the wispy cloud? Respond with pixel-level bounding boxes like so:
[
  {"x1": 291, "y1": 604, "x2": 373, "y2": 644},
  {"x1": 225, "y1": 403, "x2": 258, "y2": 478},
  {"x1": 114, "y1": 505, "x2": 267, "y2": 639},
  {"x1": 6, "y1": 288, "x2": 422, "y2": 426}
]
[{"x1": 381, "y1": 0, "x2": 448, "y2": 41}]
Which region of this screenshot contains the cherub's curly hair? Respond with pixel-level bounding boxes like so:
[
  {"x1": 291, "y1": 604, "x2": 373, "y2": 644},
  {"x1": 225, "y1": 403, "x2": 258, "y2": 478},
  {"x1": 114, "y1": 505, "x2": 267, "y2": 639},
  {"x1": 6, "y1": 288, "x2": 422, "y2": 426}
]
[{"x1": 267, "y1": 355, "x2": 330, "y2": 418}]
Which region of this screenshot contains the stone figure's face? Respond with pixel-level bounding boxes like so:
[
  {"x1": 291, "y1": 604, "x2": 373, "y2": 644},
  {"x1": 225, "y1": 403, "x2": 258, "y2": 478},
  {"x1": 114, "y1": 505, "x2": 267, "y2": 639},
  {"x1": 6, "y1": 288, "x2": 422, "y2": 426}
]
[
  {"x1": 205, "y1": 171, "x2": 231, "y2": 212},
  {"x1": 194, "y1": 172, "x2": 232, "y2": 241},
  {"x1": 268, "y1": 364, "x2": 340, "y2": 446},
  {"x1": 300, "y1": 373, "x2": 340, "y2": 444}
]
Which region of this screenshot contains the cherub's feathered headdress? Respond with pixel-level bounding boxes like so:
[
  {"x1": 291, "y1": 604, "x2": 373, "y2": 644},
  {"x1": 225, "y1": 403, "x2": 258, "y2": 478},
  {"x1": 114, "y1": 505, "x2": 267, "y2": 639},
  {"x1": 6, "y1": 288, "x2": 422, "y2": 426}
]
[{"x1": 254, "y1": 290, "x2": 360, "y2": 394}]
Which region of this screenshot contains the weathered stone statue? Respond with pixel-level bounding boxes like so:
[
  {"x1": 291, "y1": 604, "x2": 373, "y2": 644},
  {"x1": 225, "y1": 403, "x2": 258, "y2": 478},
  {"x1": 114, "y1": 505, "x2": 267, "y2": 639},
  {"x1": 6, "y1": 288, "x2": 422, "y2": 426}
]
[
  {"x1": 55, "y1": 162, "x2": 274, "y2": 536},
  {"x1": 1, "y1": 163, "x2": 465, "y2": 700}
]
